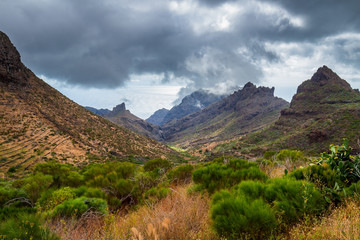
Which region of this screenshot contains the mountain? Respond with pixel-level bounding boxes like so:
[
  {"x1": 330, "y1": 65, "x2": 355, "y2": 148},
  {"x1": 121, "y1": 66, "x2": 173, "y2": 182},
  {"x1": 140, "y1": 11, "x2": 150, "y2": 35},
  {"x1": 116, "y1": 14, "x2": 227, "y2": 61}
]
[
  {"x1": 146, "y1": 108, "x2": 169, "y2": 125},
  {"x1": 161, "y1": 83, "x2": 289, "y2": 147},
  {"x1": 241, "y1": 66, "x2": 360, "y2": 154},
  {"x1": 0, "y1": 31, "x2": 176, "y2": 174},
  {"x1": 102, "y1": 103, "x2": 163, "y2": 141},
  {"x1": 85, "y1": 106, "x2": 111, "y2": 116},
  {"x1": 159, "y1": 89, "x2": 224, "y2": 125}
]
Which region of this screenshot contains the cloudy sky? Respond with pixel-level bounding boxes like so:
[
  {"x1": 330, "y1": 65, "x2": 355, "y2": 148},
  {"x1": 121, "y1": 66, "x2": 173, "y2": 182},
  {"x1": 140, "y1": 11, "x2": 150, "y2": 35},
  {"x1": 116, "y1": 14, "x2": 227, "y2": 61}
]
[{"x1": 0, "y1": 0, "x2": 359, "y2": 118}]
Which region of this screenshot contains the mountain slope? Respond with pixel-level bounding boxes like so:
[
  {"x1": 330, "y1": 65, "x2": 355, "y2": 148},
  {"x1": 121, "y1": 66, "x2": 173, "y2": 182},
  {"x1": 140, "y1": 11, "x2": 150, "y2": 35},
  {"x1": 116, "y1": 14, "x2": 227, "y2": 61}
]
[
  {"x1": 161, "y1": 83, "x2": 289, "y2": 147},
  {"x1": 146, "y1": 108, "x2": 169, "y2": 125},
  {"x1": 240, "y1": 66, "x2": 360, "y2": 154},
  {"x1": 0, "y1": 31, "x2": 176, "y2": 174},
  {"x1": 160, "y1": 89, "x2": 224, "y2": 125},
  {"x1": 102, "y1": 103, "x2": 163, "y2": 141}
]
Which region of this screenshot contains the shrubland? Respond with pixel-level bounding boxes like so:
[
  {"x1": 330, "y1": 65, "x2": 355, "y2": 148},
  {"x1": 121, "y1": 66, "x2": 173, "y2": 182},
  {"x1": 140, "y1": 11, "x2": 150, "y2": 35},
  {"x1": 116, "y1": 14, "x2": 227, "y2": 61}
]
[{"x1": 0, "y1": 140, "x2": 359, "y2": 239}]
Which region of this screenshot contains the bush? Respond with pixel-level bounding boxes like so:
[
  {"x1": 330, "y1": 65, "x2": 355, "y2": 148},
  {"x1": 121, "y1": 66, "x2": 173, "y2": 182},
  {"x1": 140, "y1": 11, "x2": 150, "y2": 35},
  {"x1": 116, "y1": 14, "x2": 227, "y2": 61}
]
[
  {"x1": 211, "y1": 190, "x2": 277, "y2": 239},
  {"x1": 51, "y1": 197, "x2": 108, "y2": 218},
  {"x1": 288, "y1": 164, "x2": 340, "y2": 190},
  {"x1": 145, "y1": 187, "x2": 170, "y2": 202},
  {"x1": 0, "y1": 185, "x2": 27, "y2": 206},
  {"x1": 276, "y1": 149, "x2": 305, "y2": 162},
  {"x1": 211, "y1": 178, "x2": 327, "y2": 238},
  {"x1": 0, "y1": 213, "x2": 59, "y2": 240},
  {"x1": 143, "y1": 158, "x2": 172, "y2": 174},
  {"x1": 37, "y1": 187, "x2": 75, "y2": 211},
  {"x1": 318, "y1": 139, "x2": 360, "y2": 185},
  {"x1": 193, "y1": 157, "x2": 267, "y2": 194},
  {"x1": 167, "y1": 164, "x2": 194, "y2": 184},
  {"x1": 21, "y1": 173, "x2": 53, "y2": 204},
  {"x1": 73, "y1": 186, "x2": 106, "y2": 199},
  {"x1": 35, "y1": 161, "x2": 83, "y2": 187}
]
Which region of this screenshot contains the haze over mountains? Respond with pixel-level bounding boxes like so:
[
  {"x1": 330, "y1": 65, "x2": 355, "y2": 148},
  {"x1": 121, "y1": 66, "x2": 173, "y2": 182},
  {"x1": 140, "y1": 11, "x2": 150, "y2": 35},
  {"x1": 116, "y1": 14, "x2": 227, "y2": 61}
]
[{"x1": 0, "y1": 31, "x2": 176, "y2": 173}]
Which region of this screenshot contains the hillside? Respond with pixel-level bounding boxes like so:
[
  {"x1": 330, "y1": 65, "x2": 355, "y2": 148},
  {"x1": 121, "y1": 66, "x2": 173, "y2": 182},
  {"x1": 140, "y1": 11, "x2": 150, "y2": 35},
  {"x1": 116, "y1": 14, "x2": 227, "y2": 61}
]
[
  {"x1": 0, "y1": 31, "x2": 176, "y2": 174},
  {"x1": 161, "y1": 83, "x2": 289, "y2": 147},
  {"x1": 158, "y1": 89, "x2": 224, "y2": 125},
  {"x1": 146, "y1": 108, "x2": 169, "y2": 125},
  {"x1": 101, "y1": 103, "x2": 163, "y2": 141},
  {"x1": 239, "y1": 66, "x2": 360, "y2": 154}
]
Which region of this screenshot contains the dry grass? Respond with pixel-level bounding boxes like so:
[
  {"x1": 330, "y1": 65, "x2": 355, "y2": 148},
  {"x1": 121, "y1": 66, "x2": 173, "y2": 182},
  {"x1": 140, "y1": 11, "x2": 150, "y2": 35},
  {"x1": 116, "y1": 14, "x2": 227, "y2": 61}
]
[
  {"x1": 48, "y1": 185, "x2": 217, "y2": 240},
  {"x1": 288, "y1": 199, "x2": 360, "y2": 240}
]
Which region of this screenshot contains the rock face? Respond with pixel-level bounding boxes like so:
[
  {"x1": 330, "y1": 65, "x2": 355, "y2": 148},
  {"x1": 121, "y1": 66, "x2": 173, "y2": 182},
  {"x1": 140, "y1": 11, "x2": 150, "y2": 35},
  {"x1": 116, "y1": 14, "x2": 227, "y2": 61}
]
[
  {"x1": 146, "y1": 108, "x2": 169, "y2": 125},
  {"x1": 243, "y1": 66, "x2": 360, "y2": 154},
  {"x1": 161, "y1": 83, "x2": 289, "y2": 146},
  {"x1": 0, "y1": 30, "x2": 176, "y2": 173},
  {"x1": 160, "y1": 89, "x2": 224, "y2": 125}
]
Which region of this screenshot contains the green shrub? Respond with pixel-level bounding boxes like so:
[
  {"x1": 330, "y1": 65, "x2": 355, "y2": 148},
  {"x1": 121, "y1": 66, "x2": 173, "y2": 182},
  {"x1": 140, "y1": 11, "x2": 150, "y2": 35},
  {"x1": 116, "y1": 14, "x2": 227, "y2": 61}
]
[
  {"x1": 0, "y1": 213, "x2": 59, "y2": 240},
  {"x1": 263, "y1": 150, "x2": 277, "y2": 160},
  {"x1": 193, "y1": 157, "x2": 267, "y2": 194},
  {"x1": 276, "y1": 149, "x2": 305, "y2": 162},
  {"x1": 0, "y1": 207, "x2": 36, "y2": 221},
  {"x1": 51, "y1": 197, "x2": 108, "y2": 218},
  {"x1": 0, "y1": 185, "x2": 27, "y2": 206},
  {"x1": 143, "y1": 158, "x2": 172, "y2": 173},
  {"x1": 21, "y1": 173, "x2": 53, "y2": 204},
  {"x1": 37, "y1": 187, "x2": 75, "y2": 211},
  {"x1": 211, "y1": 178, "x2": 327, "y2": 238},
  {"x1": 211, "y1": 191, "x2": 277, "y2": 239},
  {"x1": 264, "y1": 178, "x2": 326, "y2": 223},
  {"x1": 73, "y1": 186, "x2": 106, "y2": 199},
  {"x1": 145, "y1": 187, "x2": 170, "y2": 202},
  {"x1": 288, "y1": 164, "x2": 340, "y2": 188},
  {"x1": 34, "y1": 161, "x2": 82, "y2": 187},
  {"x1": 167, "y1": 164, "x2": 194, "y2": 184},
  {"x1": 318, "y1": 139, "x2": 360, "y2": 185}
]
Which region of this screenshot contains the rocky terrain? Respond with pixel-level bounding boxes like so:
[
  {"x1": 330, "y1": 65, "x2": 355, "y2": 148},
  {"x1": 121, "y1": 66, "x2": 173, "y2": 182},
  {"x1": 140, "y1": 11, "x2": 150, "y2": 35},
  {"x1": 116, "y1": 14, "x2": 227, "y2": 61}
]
[
  {"x1": 239, "y1": 66, "x2": 360, "y2": 154},
  {"x1": 161, "y1": 82, "x2": 289, "y2": 147},
  {"x1": 0, "y1": 31, "x2": 176, "y2": 174},
  {"x1": 156, "y1": 89, "x2": 224, "y2": 125}
]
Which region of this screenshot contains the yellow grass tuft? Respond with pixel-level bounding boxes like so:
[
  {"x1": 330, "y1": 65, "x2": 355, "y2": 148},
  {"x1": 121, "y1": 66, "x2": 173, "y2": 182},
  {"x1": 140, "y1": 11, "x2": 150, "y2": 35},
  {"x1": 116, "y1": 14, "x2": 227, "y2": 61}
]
[
  {"x1": 288, "y1": 199, "x2": 360, "y2": 240},
  {"x1": 48, "y1": 184, "x2": 217, "y2": 239}
]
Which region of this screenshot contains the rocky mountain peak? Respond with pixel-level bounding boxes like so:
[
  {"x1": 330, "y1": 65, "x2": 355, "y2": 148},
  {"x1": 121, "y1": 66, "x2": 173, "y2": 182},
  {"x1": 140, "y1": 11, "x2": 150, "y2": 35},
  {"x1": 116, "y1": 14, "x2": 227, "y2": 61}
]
[
  {"x1": 110, "y1": 103, "x2": 126, "y2": 115},
  {"x1": 243, "y1": 82, "x2": 256, "y2": 89},
  {"x1": 311, "y1": 65, "x2": 341, "y2": 82},
  {"x1": 0, "y1": 31, "x2": 25, "y2": 83}
]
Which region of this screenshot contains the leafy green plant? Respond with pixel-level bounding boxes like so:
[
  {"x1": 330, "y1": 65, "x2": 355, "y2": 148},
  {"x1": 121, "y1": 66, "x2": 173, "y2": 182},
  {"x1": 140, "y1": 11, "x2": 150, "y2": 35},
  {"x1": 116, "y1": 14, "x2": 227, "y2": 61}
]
[{"x1": 318, "y1": 139, "x2": 360, "y2": 185}]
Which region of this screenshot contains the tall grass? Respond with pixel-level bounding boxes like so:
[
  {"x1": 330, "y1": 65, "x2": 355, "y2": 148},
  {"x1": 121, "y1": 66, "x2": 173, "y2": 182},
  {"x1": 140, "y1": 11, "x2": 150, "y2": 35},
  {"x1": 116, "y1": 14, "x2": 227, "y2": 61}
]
[
  {"x1": 288, "y1": 199, "x2": 360, "y2": 240},
  {"x1": 48, "y1": 185, "x2": 217, "y2": 239}
]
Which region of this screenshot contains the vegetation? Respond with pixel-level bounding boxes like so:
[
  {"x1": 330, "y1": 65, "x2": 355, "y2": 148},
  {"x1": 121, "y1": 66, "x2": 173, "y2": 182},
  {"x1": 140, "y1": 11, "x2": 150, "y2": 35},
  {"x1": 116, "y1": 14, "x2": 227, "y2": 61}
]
[{"x1": 1, "y1": 140, "x2": 360, "y2": 239}]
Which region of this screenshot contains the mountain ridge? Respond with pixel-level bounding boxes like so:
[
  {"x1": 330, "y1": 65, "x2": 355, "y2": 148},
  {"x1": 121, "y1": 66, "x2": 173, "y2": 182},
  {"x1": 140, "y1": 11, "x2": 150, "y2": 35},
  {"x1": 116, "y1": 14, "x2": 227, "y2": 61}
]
[{"x1": 0, "y1": 31, "x2": 176, "y2": 174}]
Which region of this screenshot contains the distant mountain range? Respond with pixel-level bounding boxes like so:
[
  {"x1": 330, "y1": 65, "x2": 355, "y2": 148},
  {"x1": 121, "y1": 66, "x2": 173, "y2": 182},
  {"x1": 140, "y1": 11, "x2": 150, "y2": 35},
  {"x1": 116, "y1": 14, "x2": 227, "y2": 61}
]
[
  {"x1": 161, "y1": 82, "x2": 289, "y2": 147},
  {"x1": 152, "y1": 90, "x2": 225, "y2": 126},
  {"x1": 0, "y1": 31, "x2": 176, "y2": 174},
  {"x1": 88, "y1": 84, "x2": 289, "y2": 148}
]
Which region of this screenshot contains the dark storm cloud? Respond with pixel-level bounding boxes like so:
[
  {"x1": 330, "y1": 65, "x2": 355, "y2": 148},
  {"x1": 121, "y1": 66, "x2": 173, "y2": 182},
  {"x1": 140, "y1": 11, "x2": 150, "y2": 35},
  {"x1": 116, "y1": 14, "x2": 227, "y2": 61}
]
[{"x1": 0, "y1": 0, "x2": 359, "y2": 89}]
